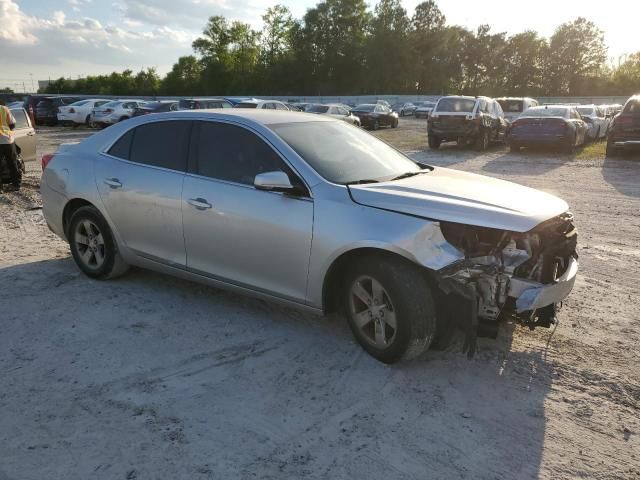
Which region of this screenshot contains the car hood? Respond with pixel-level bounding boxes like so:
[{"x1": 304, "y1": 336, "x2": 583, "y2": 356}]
[{"x1": 348, "y1": 167, "x2": 569, "y2": 232}]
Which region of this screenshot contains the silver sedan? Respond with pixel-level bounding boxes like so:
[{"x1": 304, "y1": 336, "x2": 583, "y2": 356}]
[{"x1": 41, "y1": 110, "x2": 578, "y2": 363}]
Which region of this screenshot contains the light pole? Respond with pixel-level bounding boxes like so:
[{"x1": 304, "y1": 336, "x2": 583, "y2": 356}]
[{"x1": 30, "y1": 73, "x2": 35, "y2": 93}]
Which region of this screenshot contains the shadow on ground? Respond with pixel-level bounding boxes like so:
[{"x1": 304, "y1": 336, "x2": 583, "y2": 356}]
[
  {"x1": 1, "y1": 258, "x2": 554, "y2": 479},
  {"x1": 602, "y1": 155, "x2": 640, "y2": 198}
]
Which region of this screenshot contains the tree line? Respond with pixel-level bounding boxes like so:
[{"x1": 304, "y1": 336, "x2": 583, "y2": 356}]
[{"x1": 42, "y1": 0, "x2": 640, "y2": 98}]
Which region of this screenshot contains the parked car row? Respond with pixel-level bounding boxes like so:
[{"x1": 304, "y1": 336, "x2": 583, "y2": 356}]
[
  {"x1": 426, "y1": 94, "x2": 634, "y2": 154},
  {"x1": 606, "y1": 95, "x2": 640, "y2": 156}
]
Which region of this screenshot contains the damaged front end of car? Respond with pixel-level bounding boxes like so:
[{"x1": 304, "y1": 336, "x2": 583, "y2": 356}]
[{"x1": 434, "y1": 213, "x2": 578, "y2": 356}]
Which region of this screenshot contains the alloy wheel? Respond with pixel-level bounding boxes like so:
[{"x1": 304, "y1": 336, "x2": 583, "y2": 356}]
[
  {"x1": 348, "y1": 275, "x2": 397, "y2": 348},
  {"x1": 74, "y1": 220, "x2": 106, "y2": 269}
]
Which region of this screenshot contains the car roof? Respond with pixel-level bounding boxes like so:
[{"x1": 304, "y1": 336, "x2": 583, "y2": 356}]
[{"x1": 140, "y1": 109, "x2": 334, "y2": 126}]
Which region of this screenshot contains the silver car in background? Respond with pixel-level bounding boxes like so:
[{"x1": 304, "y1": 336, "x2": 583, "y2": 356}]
[
  {"x1": 90, "y1": 100, "x2": 146, "y2": 127},
  {"x1": 306, "y1": 103, "x2": 361, "y2": 126},
  {"x1": 41, "y1": 110, "x2": 578, "y2": 363}
]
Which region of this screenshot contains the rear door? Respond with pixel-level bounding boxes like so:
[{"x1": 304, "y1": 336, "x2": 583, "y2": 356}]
[
  {"x1": 10, "y1": 108, "x2": 36, "y2": 162},
  {"x1": 182, "y1": 120, "x2": 313, "y2": 302},
  {"x1": 95, "y1": 120, "x2": 191, "y2": 266}
]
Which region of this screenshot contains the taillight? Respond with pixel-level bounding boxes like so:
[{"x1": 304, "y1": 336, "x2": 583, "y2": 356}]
[
  {"x1": 614, "y1": 116, "x2": 633, "y2": 126},
  {"x1": 69, "y1": 108, "x2": 75, "y2": 113},
  {"x1": 41, "y1": 153, "x2": 55, "y2": 171}
]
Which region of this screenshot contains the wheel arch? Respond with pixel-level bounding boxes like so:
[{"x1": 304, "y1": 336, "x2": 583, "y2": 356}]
[
  {"x1": 62, "y1": 198, "x2": 98, "y2": 238},
  {"x1": 321, "y1": 246, "x2": 430, "y2": 315}
]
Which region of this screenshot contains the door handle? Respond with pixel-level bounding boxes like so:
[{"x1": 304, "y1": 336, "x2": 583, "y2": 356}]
[
  {"x1": 187, "y1": 197, "x2": 212, "y2": 210},
  {"x1": 104, "y1": 178, "x2": 122, "y2": 189}
]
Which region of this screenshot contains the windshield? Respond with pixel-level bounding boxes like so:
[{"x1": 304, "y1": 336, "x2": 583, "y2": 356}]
[
  {"x1": 498, "y1": 100, "x2": 524, "y2": 113},
  {"x1": 436, "y1": 98, "x2": 476, "y2": 113},
  {"x1": 270, "y1": 121, "x2": 420, "y2": 184},
  {"x1": 353, "y1": 104, "x2": 375, "y2": 112},
  {"x1": 70, "y1": 100, "x2": 90, "y2": 107},
  {"x1": 577, "y1": 107, "x2": 594, "y2": 115},
  {"x1": 522, "y1": 107, "x2": 568, "y2": 117},
  {"x1": 307, "y1": 104, "x2": 329, "y2": 113}
]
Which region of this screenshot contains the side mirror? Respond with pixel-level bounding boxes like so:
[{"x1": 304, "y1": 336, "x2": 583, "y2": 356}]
[{"x1": 254, "y1": 171, "x2": 295, "y2": 193}]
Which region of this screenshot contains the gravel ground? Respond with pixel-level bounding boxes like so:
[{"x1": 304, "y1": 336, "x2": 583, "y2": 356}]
[{"x1": 1, "y1": 121, "x2": 639, "y2": 480}]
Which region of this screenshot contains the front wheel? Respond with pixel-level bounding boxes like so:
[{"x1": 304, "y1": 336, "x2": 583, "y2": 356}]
[
  {"x1": 68, "y1": 206, "x2": 129, "y2": 280},
  {"x1": 428, "y1": 134, "x2": 441, "y2": 150},
  {"x1": 391, "y1": 119, "x2": 398, "y2": 128},
  {"x1": 343, "y1": 256, "x2": 436, "y2": 363},
  {"x1": 606, "y1": 139, "x2": 617, "y2": 157},
  {"x1": 372, "y1": 119, "x2": 380, "y2": 131}
]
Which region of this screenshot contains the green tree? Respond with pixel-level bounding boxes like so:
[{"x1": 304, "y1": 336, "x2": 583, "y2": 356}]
[
  {"x1": 368, "y1": 0, "x2": 411, "y2": 93},
  {"x1": 297, "y1": 0, "x2": 371, "y2": 94},
  {"x1": 612, "y1": 52, "x2": 640, "y2": 95},
  {"x1": 162, "y1": 55, "x2": 203, "y2": 95},
  {"x1": 411, "y1": 0, "x2": 447, "y2": 93},
  {"x1": 261, "y1": 5, "x2": 295, "y2": 68},
  {"x1": 503, "y1": 31, "x2": 548, "y2": 95},
  {"x1": 547, "y1": 17, "x2": 607, "y2": 95}
]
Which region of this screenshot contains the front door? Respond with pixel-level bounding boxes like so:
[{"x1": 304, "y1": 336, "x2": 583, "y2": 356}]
[
  {"x1": 182, "y1": 121, "x2": 313, "y2": 303},
  {"x1": 95, "y1": 120, "x2": 191, "y2": 266}
]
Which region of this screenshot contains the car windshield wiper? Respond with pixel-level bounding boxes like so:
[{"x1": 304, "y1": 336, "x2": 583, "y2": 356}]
[
  {"x1": 390, "y1": 170, "x2": 431, "y2": 181},
  {"x1": 345, "y1": 179, "x2": 380, "y2": 185}
]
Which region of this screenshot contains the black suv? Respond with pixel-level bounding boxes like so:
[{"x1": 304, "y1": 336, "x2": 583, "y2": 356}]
[
  {"x1": 427, "y1": 96, "x2": 508, "y2": 150},
  {"x1": 606, "y1": 95, "x2": 640, "y2": 156},
  {"x1": 35, "y1": 96, "x2": 81, "y2": 125}
]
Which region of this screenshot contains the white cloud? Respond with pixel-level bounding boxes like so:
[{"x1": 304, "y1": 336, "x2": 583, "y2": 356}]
[
  {"x1": 122, "y1": 0, "x2": 271, "y2": 29},
  {"x1": 0, "y1": 0, "x2": 196, "y2": 85}
]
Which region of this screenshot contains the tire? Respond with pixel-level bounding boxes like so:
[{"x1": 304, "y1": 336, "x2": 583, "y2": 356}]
[
  {"x1": 510, "y1": 144, "x2": 521, "y2": 153},
  {"x1": 342, "y1": 255, "x2": 436, "y2": 363},
  {"x1": 391, "y1": 119, "x2": 398, "y2": 128},
  {"x1": 119, "y1": 116, "x2": 129, "y2": 123},
  {"x1": 565, "y1": 135, "x2": 577, "y2": 154},
  {"x1": 68, "y1": 206, "x2": 129, "y2": 280},
  {"x1": 428, "y1": 134, "x2": 441, "y2": 150},
  {"x1": 372, "y1": 120, "x2": 379, "y2": 131},
  {"x1": 475, "y1": 129, "x2": 490, "y2": 151},
  {"x1": 606, "y1": 139, "x2": 617, "y2": 157}
]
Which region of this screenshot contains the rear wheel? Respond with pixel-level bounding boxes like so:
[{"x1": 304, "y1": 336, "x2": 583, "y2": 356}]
[
  {"x1": 68, "y1": 206, "x2": 129, "y2": 280},
  {"x1": 475, "y1": 129, "x2": 490, "y2": 151},
  {"x1": 428, "y1": 134, "x2": 441, "y2": 150},
  {"x1": 392, "y1": 119, "x2": 398, "y2": 128},
  {"x1": 342, "y1": 256, "x2": 436, "y2": 364}
]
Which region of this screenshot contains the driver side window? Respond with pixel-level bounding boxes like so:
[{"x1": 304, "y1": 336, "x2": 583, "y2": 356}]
[{"x1": 193, "y1": 121, "x2": 302, "y2": 189}]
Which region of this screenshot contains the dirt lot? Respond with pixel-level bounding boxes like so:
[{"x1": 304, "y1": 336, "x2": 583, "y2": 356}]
[{"x1": 1, "y1": 119, "x2": 639, "y2": 480}]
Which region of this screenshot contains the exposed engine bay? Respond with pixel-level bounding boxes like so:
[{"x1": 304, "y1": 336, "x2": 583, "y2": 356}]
[{"x1": 435, "y1": 213, "x2": 578, "y2": 356}]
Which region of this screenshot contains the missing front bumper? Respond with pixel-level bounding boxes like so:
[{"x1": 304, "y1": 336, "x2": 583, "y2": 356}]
[{"x1": 509, "y1": 257, "x2": 579, "y2": 313}]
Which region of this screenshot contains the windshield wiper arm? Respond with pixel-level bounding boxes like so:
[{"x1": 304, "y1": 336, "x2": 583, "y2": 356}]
[
  {"x1": 345, "y1": 179, "x2": 380, "y2": 185},
  {"x1": 390, "y1": 170, "x2": 430, "y2": 181}
]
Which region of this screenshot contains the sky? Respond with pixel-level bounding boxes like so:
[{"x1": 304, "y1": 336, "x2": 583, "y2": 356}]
[{"x1": 1, "y1": 0, "x2": 637, "y2": 91}]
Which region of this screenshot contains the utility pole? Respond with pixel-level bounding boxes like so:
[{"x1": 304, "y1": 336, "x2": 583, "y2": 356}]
[{"x1": 30, "y1": 73, "x2": 34, "y2": 93}]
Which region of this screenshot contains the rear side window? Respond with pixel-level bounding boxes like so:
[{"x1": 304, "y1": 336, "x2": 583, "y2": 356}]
[
  {"x1": 108, "y1": 129, "x2": 134, "y2": 159},
  {"x1": 11, "y1": 109, "x2": 30, "y2": 129},
  {"x1": 129, "y1": 121, "x2": 190, "y2": 171},
  {"x1": 436, "y1": 98, "x2": 476, "y2": 113},
  {"x1": 194, "y1": 121, "x2": 289, "y2": 185}
]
